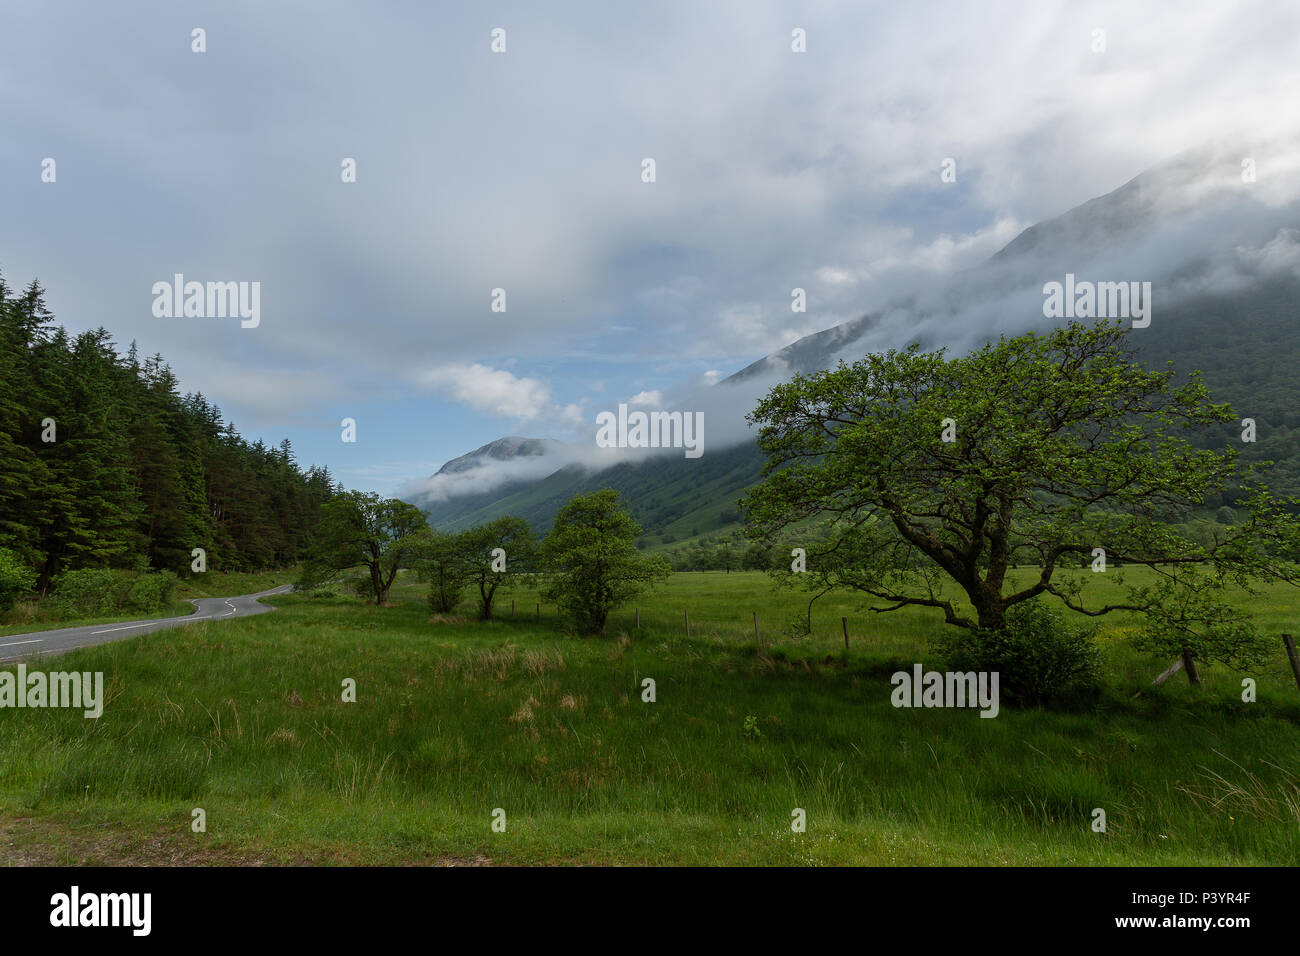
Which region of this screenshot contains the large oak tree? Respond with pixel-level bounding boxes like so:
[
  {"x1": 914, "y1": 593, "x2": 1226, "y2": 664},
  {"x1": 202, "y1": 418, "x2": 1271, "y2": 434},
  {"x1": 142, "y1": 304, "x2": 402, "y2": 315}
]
[{"x1": 741, "y1": 319, "x2": 1300, "y2": 675}]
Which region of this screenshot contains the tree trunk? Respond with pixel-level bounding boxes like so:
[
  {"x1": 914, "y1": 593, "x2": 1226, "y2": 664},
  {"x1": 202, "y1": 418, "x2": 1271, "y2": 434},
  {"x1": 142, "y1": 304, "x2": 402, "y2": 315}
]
[
  {"x1": 1181, "y1": 647, "x2": 1201, "y2": 686},
  {"x1": 972, "y1": 591, "x2": 1006, "y2": 630}
]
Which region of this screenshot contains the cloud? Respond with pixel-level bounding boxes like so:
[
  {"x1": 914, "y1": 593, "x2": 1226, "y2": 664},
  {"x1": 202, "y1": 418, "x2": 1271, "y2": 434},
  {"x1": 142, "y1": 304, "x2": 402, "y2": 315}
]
[
  {"x1": 7, "y1": 1, "x2": 1300, "y2": 493},
  {"x1": 420, "y1": 363, "x2": 574, "y2": 424},
  {"x1": 405, "y1": 443, "x2": 583, "y2": 505}
]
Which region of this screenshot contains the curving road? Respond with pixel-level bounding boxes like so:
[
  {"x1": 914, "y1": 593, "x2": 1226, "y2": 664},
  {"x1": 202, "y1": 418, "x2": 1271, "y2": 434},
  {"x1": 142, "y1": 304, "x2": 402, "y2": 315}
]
[{"x1": 0, "y1": 585, "x2": 292, "y2": 662}]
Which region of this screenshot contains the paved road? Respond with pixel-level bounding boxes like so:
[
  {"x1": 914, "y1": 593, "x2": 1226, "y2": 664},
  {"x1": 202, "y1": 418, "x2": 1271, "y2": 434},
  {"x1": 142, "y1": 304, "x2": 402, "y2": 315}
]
[{"x1": 0, "y1": 585, "x2": 292, "y2": 662}]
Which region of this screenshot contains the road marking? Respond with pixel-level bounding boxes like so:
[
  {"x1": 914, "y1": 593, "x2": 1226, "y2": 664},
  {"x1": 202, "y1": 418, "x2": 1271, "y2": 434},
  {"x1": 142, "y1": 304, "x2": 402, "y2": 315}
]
[
  {"x1": 0, "y1": 638, "x2": 44, "y2": 649},
  {"x1": 91, "y1": 622, "x2": 163, "y2": 634},
  {"x1": 91, "y1": 610, "x2": 232, "y2": 635}
]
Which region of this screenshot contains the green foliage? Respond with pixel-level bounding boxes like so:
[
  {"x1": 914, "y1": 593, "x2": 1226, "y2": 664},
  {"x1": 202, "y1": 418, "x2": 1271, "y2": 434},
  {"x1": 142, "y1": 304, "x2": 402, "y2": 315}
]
[
  {"x1": 125, "y1": 571, "x2": 179, "y2": 613},
  {"x1": 300, "y1": 491, "x2": 429, "y2": 605},
  {"x1": 655, "y1": 529, "x2": 797, "y2": 572},
  {"x1": 937, "y1": 600, "x2": 1103, "y2": 706},
  {"x1": 411, "y1": 518, "x2": 536, "y2": 618},
  {"x1": 540, "y1": 489, "x2": 670, "y2": 634},
  {"x1": 52, "y1": 569, "x2": 133, "y2": 615},
  {"x1": 413, "y1": 531, "x2": 473, "y2": 614},
  {"x1": 1130, "y1": 570, "x2": 1274, "y2": 674},
  {"x1": 742, "y1": 541, "x2": 777, "y2": 571},
  {"x1": 0, "y1": 270, "x2": 337, "y2": 589},
  {"x1": 456, "y1": 516, "x2": 536, "y2": 619},
  {"x1": 51, "y1": 568, "x2": 177, "y2": 616},
  {"x1": 0, "y1": 548, "x2": 36, "y2": 611},
  {"x1": 742, "y1": 319, "x2": 1300, "y2": 680}
]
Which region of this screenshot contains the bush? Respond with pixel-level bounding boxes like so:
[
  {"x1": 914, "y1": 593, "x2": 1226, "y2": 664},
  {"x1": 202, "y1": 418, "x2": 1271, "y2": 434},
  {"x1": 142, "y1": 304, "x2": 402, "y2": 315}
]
[
  {"x1": 937, "y1": 600, "x2": 1102, "y2": 706},
  {"x1": 428, "y1": 584, "x2": 461, "y2": 614},
  {"x1": 0, "y1": 549, "x2": 36, "y2": 612},
  {"x1": 125, "y1": 571, "x2": 178, "y2": 612},
  {"x1": 53, "y1": 568, "x2": 177, "y2": 616},
  {"x1": 53, "y1": 569, "x2": 131, "y2": 615}
]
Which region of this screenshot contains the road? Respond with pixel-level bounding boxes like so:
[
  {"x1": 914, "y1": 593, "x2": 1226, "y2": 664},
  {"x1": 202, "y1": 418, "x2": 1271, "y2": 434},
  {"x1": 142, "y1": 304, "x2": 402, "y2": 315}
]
[{"x1": 0, "y1": 584, "x2": 292, "y2": 662}]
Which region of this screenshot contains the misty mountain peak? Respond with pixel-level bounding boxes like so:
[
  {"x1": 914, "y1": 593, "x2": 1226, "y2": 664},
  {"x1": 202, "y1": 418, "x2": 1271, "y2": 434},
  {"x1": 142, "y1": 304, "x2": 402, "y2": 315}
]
[{"x1": 434, "y1": 437, "x2": 568, "y2": 476}]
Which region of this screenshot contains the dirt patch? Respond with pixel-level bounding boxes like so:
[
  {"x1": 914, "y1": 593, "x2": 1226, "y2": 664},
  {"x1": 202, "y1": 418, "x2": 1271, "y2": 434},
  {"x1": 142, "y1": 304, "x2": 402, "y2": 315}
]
[{"x1": 0, "y1": 815, "x2": 491, "y2": 867}]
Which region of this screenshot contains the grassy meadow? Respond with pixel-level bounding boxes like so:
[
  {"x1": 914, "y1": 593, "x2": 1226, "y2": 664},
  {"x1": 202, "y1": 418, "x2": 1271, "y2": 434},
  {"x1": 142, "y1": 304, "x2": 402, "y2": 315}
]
[{"x1": 1, "y1": 568, "x2": 1299, "y2": 865}]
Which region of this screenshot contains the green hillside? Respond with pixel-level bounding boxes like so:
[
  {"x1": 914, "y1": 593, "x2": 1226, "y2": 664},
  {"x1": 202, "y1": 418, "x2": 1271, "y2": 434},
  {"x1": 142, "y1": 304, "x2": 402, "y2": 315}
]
[
  {"x1": 1136, "y1": 275, "x2": 1300, "y2": 500},
  {"x1": 422, "y1": 442, "x2": 765, "y2": 544}
]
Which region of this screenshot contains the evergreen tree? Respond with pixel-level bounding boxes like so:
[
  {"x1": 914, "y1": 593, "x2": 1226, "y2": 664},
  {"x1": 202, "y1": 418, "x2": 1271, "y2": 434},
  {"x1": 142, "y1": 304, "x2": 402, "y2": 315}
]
[{"x1": 0, "y1": 267, "x2": 340, "y2": 584}]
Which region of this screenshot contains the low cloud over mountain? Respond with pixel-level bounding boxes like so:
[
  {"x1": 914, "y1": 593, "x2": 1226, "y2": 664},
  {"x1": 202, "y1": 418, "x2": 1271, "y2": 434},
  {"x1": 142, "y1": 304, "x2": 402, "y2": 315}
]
[{"x1": 412, "y1": 136, "x2": 1300, "y2": 531}]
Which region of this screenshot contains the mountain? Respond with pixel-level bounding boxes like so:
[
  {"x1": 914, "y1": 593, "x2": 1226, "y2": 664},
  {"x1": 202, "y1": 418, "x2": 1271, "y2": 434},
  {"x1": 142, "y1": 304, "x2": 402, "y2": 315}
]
[
  {"x1": 731, "y1": 143, "x2": 1296, "y2": 382},
  {"x1": 435, "y1": 436, "x2": 566, "y2": 475},
  {"x1": 416, "y1": 437, "x2": 572, "y2": 528},
  {"x1": 408, "y1": 144, "x2": 1300, "y2": 541},
  {"x1": 421, "y1": 439, "x2": 765, "y2": 540}
]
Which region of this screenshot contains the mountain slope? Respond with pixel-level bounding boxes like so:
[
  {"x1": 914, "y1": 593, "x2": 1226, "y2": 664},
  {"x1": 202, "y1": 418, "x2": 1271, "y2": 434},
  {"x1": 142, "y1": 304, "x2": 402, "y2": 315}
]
[
  {"x1": 409, "y1": 145, "x2": 1300, "y2": 537},
  {"x1": 423, "y1": 442, "x2": 766, "y2": 542}
]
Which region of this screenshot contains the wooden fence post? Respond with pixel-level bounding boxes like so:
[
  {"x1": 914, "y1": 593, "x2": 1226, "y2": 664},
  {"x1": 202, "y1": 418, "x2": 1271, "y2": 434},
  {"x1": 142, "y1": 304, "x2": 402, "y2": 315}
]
[
  {"x1": 684, "y1": 609, "x2": 690, "y2": 637},
  {"x1": 635, "y1": 607, "x2": 640, "y2": 629},
  {"x1": 1151, "y1": 659, "x2": 1184, "y2": 685},
  {"x1": 1283, "y1": 634, "x2": 1300, "y2": 692},
  {"x1": 536, "y1": 602, "x2": 540, "y2": 621},
  {"x1": 753, "y1": 611, "x2": 761, "y2": 650},
  {"x1": 842, "y1": 616, "x2": 849, "y2": 650}
]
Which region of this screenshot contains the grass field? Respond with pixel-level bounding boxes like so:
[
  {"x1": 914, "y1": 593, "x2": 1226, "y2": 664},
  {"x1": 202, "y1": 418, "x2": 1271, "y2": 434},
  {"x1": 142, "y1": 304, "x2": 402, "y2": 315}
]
[{"x1": 1, "y1": 568, "x2": 1298, "y2": 865}]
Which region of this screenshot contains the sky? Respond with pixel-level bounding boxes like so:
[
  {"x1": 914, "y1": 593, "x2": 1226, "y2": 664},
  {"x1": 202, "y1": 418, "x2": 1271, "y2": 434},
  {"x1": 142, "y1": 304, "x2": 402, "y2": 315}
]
[{"x1": 3, "y1": 0, "x2": 1298, "y2": 496}]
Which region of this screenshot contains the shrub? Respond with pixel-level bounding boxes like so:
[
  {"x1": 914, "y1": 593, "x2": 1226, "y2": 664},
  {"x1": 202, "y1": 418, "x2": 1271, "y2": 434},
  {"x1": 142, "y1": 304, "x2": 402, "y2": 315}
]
[
  {"x1": 53, "y1": 569, "x2": 132, "y2": 616},
  {"x1": 412, "y1": 531, "x2": 471, "y2": 614},
  {"x1": 428, "y1": 583, "x2": 461, "y2": 614},
  {"x1": 125, "y1": 571, "x2": 178, "y2": 612},
  {"x1": 0, "y1": 549, "x2": 36, "y2": 612},
  {"x1": 53, "y1": 568, "x2": 177, "y2": 616},
  {"x1": 937, "y1": 600, "x2": 1102, "y2": 706}
]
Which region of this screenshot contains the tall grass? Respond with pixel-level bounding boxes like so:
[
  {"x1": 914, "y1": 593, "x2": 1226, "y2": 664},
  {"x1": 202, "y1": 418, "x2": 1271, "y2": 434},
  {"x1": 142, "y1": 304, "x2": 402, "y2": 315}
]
[{"x1": 1, "y1": 569, "x2": 1298, "y2": 865}]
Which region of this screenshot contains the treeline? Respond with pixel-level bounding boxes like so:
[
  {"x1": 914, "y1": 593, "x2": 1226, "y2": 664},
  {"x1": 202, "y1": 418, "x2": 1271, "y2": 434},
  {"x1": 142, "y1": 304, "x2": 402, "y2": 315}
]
[
  {"x1": 659, "y1": 531, "x2": 786, "y2": 572},
  {"x1": 661, "y1": 514, "x2": 1251, "y2": 574},
  {"x1": 0, "y1": 271, "x2": 338, "y2": 592}
]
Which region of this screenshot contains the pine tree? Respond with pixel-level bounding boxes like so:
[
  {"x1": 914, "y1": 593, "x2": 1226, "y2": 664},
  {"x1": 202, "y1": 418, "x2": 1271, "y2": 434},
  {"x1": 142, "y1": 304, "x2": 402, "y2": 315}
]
[{"x1": 0, "y1": 268, "x2": 340, "y2": 584}]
